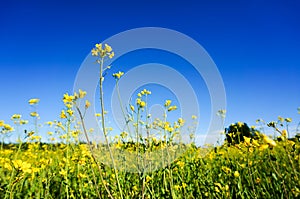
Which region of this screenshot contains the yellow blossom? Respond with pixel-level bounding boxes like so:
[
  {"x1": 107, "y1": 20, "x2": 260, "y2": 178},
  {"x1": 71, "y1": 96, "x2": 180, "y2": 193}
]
[
  {"x1": 112, "y1": 71, "x2": 124, "y2": 79},
  {"x1": 60, "y1": 110, "x2": 67, "y2": 119},
  {"x1": 11, "y1": 114, "x2": 21, "y2": 120},
  {"x1": 234, "y1": 171, "x2": 240, "y2": 178},
  {"x1": 282, "y1": 129, "x2": 287, "y2": 138},
  {"x1": 30, "y1": 112, "x2": 39, "y2": 117},
  {"x1": 67, "y1": 109, "x2": 73, "y2": 116},
  {"x1": 91, "y1": 48, "x2": 98, "y2": 56},
  {"x1": 104, "y1": 44, "x2": 112, "y2": 53},
  {"x1": 263, "y1": 135, "x2": 276, "y2": 147},
  {"x1": 164, "y1": 100, "x2": 171, "y2": 107},
  {"x1": 285, "y1": 118, "x2": 292, "y2": 123},
  {"x1": 145, "y1": 175, "x2": 152, "y2": 183},
  {"x1": 178, "y1": 118, "x2": 185, "y2": 126},
  {"x1": 63, "y1": 93, "x2": 75, "y2": 103},
  {"x1": 109, "y1": 51, "x2": 115, "y2": 59},
  {"x1": 28, "y1": 98, "x2": 40, "y2": 105},
  {"x1": 85, "y1": 100, "x2": 91, "y2": 109},
  {"x1": 168, "y1": 105, "x2": 177, "y2": 112},
  {"x1": 79, "y1": 89, "x2": 87, "y2": 98}
]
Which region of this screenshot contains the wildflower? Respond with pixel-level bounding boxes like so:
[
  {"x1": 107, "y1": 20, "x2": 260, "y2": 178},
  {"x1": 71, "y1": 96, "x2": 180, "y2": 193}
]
[
  {"x1": 85, "y1": 100, "x2": 91, "y2": 109},
  {"x1": 255, "y1": 177, "x2": 261, "y2": 184},
  {"x1": 191, "y1": 115, "x2": 197, "y2": 119},
  {"x1": 30, "y1": 112, "x2": 39, "y2": 117},
  {"x1": 95, "y1": 113, "x2": 101, "y2": 117},
  {"x1": 109, "y1": 51, "x2": 115, "y2": 59},
  {"x1": 182, "y1": 182, "x2": 187, "y2": 189},
  {"x1": 104, "y1": 44, "x2": 112, "y2": 53},
  {"x1": 252, "y1": 139, "x2": 260, "y2": 147},
  {"x1": 60, "y1": 110, "x2": 67, "y2": 119},
  {"x1": 120, "y1": 131, "x2": 128, "y2": 139},
  {"x1": 285, "y1": 118, "x2": 292, "y2": 123},
  {"x1": 136, "y1": 98, "x2": 146, "y2": 108},
  {"x1": 176, "y1": 161, "x2": 185, "y2": 168},
  {"x1": 243, "y1": 136, "x2": 251, "y2": 146},
  {"x1": 3, "y1": 124, "x2": 14, "y2": 131},
  {"x1": 282, "y1": 129, "x2": 287, "y2": 138},
  {"x1": 237, "y1": 121, "x2": 243, "y2": 128},
  {"x1": 234, "y1": 171, "x2": 240, "y2": 178},
  {"x1": 91, "y1": 48, "x2": 99, "y2": 56},
  {"x1": 11, "y1": 114, "x2": 21, "y2": 120},
  {"x1": 28, "y1": 98, "x2": 40, "y2": 105},
  {"x1": 0, "y1": 120, "x2": 4, "y2": 127},
  {"x1": 63, "y1": 93, "x2": 75, "y2": 103},
  {"x1": 174, "y1": 185, "x2": 181, "y2": 191},
  {"x1": 67, "y1": 109, "x2": 73, "y2": 116},
  {"x1": 78, "y1": 89, "x2": 87, "y2": 98},
  {"x1": 130, "y1": 105, "x2": 135, "y2": 112},
  {"x1": 112, "y1": 71, "x2": 124, "y2": 79},
  {"x1": 263, "y1": 135, "x2": 276, "y2": 147},
  {"x1": 259, "y1": 144, "x2": 269, "y2": 151},
  {"x1": 177, "y1": 118, "x2": 185, "y2": 126},
  {"x1": 222, "y1": 166, "x2": 231, "y2": 174},
  {"x1": 278, "y1": 116, "x2": 284, "y2": 122},
  {"x1": 145, "y1": 175, "x2": 152, "y2": 183},
  {"x1": 164, "y1": 100, "x2": 171, "y2": 107},
  {"x1": 168, "y1": 105, "x2": 177, "y2": 112}
]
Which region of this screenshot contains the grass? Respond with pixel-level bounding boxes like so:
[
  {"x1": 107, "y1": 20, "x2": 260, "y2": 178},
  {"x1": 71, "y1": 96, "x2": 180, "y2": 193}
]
[{"x1": 1, "y1": 43, "x2": 299, "y2": 198}]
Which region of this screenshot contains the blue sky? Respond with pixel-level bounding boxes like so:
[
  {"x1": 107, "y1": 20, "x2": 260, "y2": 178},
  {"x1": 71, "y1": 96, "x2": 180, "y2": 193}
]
[{"x1": 1, "y1": 0, "x2": 299, "y2": 142}]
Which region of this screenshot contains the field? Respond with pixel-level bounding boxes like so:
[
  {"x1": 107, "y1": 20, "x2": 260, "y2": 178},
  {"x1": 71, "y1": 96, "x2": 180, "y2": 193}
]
[{"x1": 1, "y1": 43, "x2": 300, "y2": 198}]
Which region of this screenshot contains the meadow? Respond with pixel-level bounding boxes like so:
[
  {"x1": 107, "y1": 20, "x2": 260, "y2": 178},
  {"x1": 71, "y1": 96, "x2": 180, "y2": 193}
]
[{"x1": 0, "y1": 43, "x2": 299, "y2": 198}]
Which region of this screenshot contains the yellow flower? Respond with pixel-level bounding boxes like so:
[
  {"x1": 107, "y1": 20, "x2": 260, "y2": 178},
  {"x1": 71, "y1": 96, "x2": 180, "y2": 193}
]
[
  {"x1": 243, "y1": 136, "x2": 251, "y2": 146},
  {"x1": 112, "y1": 71, "x2": 124, "y2": 79},
  {"x1": 263, "y1": 135, "x2": 276, "y2": 147},
  {"x1": 91, "y1": 48, "x2": 99, "y2": 56},
  {"x1": 164, "y1": 100, "x2": 171, "y2": 107},
  {"x1": 234, "y1": 171, "x2": 240, "y2": 178},
  {"x1": 259, "y1": 144, "x2": 269, "y2": 151},
  {"x1": 95, "y1": 43, "x2": 102, "y2": 49},
  {"x1": 176, "y1": 161, "x2": 185, "y2": 168},
  {"x1": 130, "y1": 105, "x2": 135, "y2": 112},
  {"x1": 30, "y1": 112, "x2": 39, "y2": 117},
  {"x1": 63, "y1": 93, "x2": 75, "y2": 103},
  {"x1": 60, "y1": 110, "x2": 67, "y2": 119},
  {"x1": 182, "y1": 182, "x2": 187, "y2": 189},
  {"x1": 95, "y1": 113, "x2": 101, "y2": 117},
  {"x1": 67, "y1": 109, "x2": 73, "y2": 116},
  {"x1": 145, "y1": 175, "x2": 152, "y2": 183},
  {"x1": 282, "y1": 129, "x2": 287, "y2": 138},
  {"x1": 85, "y1": 100, "x2": 91, "y2": 109},
  {"x1": 28, "y1": 98, "x2": 40, "y2": 105},
  {"x1": 177, "y1": 118, "x2": 185, "y2": 126},
  {"x1": 3, "y1": 124, "x2": 14, "y2": 131},
  {"x1": 278, "y1": 116, "x2": 284, "y2": 122},
  {"x1": 174, "y1": 185, "x2": 181, "y2": 191},
  {"x1": 79, "y1": 89, "x2": 87, "y2": 98},
  {"x1": 104, "y1": 44, "x2": 112, "y2": 53},
  {"x1": 168, "y1": 105, "x2": 177, "y2": 112},
  {"x1": 109, "y1": 51, "x2": 115, "y2": 59},
  {"x1": 285, "y1": 118, "x2": 292, "y2": 123},
  {"x1": 11, "y1": 114, "x2": 21, "y2": 120},
  {"x1": 0, "y1": 120, "x2": 4, "y2": 127},
  {"x1": 191, "y1": 115, "x2": 197, "y2": 119},
  {"x1": 252, "y1": 139, "x2": 260, "y2": 147}
]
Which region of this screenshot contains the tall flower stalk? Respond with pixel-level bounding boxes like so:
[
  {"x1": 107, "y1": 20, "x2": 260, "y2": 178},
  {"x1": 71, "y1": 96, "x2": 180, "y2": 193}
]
[{"x1": 92, "y1": 43, "x2": 124, "y2": 199}]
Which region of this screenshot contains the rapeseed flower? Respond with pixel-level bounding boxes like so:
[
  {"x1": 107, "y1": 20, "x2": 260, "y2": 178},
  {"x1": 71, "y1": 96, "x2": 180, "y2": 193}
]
[{"x1": 28, "y1": 98, "x2": 40, "y2": 105}]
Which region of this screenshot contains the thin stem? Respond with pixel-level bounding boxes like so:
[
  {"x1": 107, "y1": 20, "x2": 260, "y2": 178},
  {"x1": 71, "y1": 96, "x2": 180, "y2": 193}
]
[{"x1": 99, "y1": 58, "x2": 124, "y2": 199}]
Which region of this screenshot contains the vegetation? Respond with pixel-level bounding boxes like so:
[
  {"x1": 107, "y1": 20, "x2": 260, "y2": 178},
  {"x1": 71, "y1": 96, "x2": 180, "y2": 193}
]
[{"x1": 0, "y1": 43, "x2": 299, "y2": 198}]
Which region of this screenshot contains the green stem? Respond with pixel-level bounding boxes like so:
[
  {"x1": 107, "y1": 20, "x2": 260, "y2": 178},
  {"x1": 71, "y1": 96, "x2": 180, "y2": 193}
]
[{"x1": 99, "y1": 57, "x2": 123, "y2": 199}]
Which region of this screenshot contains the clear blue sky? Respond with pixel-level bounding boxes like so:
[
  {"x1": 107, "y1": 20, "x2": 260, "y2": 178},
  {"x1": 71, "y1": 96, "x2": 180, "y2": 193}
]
[{"x1": 1, "y1": 0, "x2": 299, "y2": 142}]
